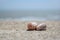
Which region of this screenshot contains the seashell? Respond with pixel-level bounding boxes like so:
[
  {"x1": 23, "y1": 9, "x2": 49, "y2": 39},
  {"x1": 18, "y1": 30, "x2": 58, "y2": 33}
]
[
  {"x1": 27, "y1": 22, "x2": 37, "y2": 30},
  {"x1": 36, "y1": 23, "x2": 46, "y2": 30}
]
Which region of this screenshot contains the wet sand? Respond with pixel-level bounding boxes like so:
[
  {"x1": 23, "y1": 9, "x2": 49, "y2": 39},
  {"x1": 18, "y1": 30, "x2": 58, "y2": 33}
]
[{"x1": 0, "y1": 20, "x2": 60, "y2": 40}]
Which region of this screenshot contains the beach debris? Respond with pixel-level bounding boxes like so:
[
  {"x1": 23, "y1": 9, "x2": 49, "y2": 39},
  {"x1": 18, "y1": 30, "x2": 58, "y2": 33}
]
[
  {"x1": 27, "y1": 22, "x2": 37, "y2": 30},
  {"x1": 36, "y1": 23, "x2": 46, "y2": 31}
]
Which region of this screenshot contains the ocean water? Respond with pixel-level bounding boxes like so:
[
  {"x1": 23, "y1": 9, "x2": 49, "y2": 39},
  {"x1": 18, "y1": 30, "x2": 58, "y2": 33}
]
[{"x1": 0, "y1": 10, "x2": 60, "y2": 21}]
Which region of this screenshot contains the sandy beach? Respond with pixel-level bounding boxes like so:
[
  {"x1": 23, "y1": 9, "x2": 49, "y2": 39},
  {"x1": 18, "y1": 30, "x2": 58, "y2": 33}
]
[{"x1": 0, "y1": 20, "x2": 60, "y2": 40}]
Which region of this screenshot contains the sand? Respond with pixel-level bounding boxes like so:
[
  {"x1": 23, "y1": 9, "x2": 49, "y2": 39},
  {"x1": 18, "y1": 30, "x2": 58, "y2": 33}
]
[{"x1": 0, "y1": 20, "x2": 60, "y2": 40}]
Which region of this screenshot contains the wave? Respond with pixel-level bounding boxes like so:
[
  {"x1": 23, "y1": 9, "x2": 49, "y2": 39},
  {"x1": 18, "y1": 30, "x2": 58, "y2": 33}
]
[
  {"x1": 0, "y1": 17, "x2": 47, "y2": 21},
  {"x1": 0, "y1": 16, "x2": 60, "y2": 21},
  {"x1": 19, "y1": 17, "x2": 47, "y2": 21}
]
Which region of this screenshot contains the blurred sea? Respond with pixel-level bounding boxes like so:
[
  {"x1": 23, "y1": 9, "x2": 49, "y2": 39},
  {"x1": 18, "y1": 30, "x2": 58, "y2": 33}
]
[{"x1": 0, "y1": 10, "x2": 60, "y2": 21}]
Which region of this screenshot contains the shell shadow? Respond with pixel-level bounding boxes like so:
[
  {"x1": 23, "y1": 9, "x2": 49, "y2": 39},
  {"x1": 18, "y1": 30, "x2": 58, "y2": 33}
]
[
  {"x1": 27, "y1": 29, "x2": 35, "y2": 31},
  {"x1": 35, "y1": 29, "x2": 46, "y2": 31},
  {"x1": 27, "y1": 29, "x2": 46, "y2": 31}
]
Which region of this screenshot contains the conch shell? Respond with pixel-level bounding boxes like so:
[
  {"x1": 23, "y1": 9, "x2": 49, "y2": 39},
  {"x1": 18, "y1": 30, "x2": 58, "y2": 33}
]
[
  {"x1": 36, "y1": 23, "x2": 46, "y2": 30},
  {"x1": 27, "y1": 22, "x2": 37, "y2": 30}
]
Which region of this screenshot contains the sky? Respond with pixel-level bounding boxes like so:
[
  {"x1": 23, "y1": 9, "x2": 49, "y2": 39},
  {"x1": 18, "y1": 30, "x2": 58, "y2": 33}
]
[{"x1": 0, "y1": 0, "x2": 60, "y2": 10}]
